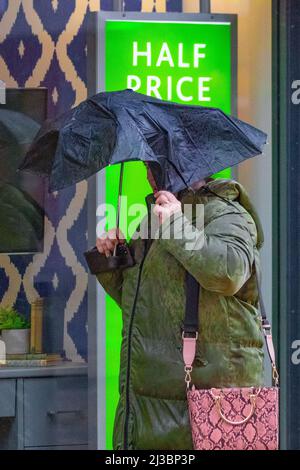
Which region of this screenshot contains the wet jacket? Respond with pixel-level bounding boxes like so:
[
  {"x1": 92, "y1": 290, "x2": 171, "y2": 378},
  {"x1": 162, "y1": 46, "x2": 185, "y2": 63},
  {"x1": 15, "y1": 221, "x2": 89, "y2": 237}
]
[{"x1": 96, "y1": 178, "x2": 265, "y2": 450}]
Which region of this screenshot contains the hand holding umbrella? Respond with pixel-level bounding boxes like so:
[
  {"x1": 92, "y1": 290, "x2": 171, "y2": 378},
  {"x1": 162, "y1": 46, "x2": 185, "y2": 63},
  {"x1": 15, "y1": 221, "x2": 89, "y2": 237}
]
[
  {"x1": 153, "y1": 190, "x2": 182, "y2": 225},
  {"x1": 96, "y1": 228, "x2": 126, "y2": 258}
]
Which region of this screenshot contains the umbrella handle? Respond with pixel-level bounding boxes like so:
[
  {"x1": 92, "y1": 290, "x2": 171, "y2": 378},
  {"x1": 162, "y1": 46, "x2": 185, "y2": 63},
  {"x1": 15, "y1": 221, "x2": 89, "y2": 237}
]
[
  {"x1": 115, "y1": 162, "x2": 124, "y2": 233},
  {"x1": 113, "y1": 233, "x2": 121, "y2": 257},
  {"x1": 113, "y1": 242, "x2": 118, "y2": 257},
  {"x1": 111, "y1": 162, "x2": 124, "y2": 257}
]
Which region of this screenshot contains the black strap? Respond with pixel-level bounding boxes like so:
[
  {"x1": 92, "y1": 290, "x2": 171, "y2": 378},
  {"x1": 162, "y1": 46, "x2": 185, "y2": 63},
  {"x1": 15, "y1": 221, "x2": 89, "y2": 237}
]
[
  {"x1": 183, "y1": 259, "x2": 267, "y2": 332},
  {"x1": 183, "y1": 260, "x2": 277, "y2": 369},
  {"x1": 183, "y1": 186, "x2": 270, "y2": 332}
]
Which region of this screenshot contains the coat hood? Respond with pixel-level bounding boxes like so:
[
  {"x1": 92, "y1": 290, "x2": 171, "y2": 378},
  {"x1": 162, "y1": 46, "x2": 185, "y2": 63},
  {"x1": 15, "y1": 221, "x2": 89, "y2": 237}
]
[{"x1": 179, "y1": 178, "x2": 264, "y2": 250}]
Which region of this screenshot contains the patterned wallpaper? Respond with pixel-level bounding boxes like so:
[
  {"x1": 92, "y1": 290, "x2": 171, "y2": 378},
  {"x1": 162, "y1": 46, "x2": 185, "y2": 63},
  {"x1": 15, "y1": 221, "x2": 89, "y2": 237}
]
[{"x1": 0, "y1": 0, "x2": 183, "y2": 361}]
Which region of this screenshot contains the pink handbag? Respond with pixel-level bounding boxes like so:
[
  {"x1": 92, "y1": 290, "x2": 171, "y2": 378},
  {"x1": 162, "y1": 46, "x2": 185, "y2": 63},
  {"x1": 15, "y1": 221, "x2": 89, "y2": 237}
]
[{"x1": 182, "y1": 262, "x2": 279, "y2": 451}]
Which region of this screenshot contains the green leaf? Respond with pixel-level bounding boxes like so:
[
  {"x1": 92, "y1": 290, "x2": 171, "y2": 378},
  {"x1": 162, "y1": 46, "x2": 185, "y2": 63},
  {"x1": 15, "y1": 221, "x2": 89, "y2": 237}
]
[{"x1": 0, "y1": 306, "x2": 30, "y2": 330}]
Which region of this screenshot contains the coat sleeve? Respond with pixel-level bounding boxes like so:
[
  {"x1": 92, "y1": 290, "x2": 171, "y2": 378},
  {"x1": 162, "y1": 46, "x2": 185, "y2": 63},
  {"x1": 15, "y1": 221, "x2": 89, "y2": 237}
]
[
  {"x1": 95, "y1": 270, "x2": 123, "y2": 308},
  {"x1": 157, "y1": 207, "x2": 256, "y2": 296},
  {"x1": 94, "y1": 233, "x2": 144, "y2": 308}
]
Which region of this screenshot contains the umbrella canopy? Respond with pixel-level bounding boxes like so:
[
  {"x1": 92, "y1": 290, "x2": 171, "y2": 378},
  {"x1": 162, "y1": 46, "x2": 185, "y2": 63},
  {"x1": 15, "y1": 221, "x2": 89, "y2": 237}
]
[{"x1": 19, "y1": 89, "x2": 267, "y2": 193}]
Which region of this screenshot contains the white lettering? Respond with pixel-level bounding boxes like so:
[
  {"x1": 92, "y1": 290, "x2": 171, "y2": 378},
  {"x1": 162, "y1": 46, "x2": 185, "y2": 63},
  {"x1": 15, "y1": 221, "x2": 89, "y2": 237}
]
[
  {"x1": 127, "y1": 75, "x2": 141, "y2": 91},
  {"x1": 96, "y1": 203, "x2": 116, "y2": 238},
  {"x1": 156, "y1": 42, "x2": 174, "y2": 67},
  {"x1": 198, "y1": 77, "x2": 211, "y2": 102},
  {"x1": 194, "y1": 44, "x2": 206, "y2": 67},
  {"x1": 178, "y1": 43, "x2": 190, "y2": 68},
  {"x1": 291, "y1": 340, "x2": 300, "y2": 365},
  {"x1": 176, "y1": 77, "x2": 193, "y2": 102},
  {"x1": 167, "y1": 76, "x2": 172, "y2": 100},
  {"x1": 147, "y1": 76, "x2": 162, "y2": 99},
  {"x1": 133, "y1": 41, "x2": 151, "y2": 66},
  {"x1": 291, "y1": 80, "x2": 300, "y2": 104}
]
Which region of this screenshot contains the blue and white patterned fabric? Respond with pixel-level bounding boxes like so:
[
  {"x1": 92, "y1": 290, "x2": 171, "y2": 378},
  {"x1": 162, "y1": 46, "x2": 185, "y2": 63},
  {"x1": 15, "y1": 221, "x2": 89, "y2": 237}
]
[{"x1": 0, "y1": 0, "x2": 183, "y2": 362}]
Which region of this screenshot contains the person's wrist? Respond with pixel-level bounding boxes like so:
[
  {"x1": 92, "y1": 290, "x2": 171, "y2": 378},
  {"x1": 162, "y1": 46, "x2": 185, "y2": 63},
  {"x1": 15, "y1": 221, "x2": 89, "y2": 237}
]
[{"x1": 154, "y1": 209, "x2": 184, "y2": 241}]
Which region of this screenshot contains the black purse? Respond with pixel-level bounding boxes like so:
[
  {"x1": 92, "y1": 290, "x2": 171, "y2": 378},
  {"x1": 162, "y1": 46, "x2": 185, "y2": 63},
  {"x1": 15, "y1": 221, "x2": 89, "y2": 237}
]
[{"x1": 84, "y1": 242, "x2": 135, "y2": 275}]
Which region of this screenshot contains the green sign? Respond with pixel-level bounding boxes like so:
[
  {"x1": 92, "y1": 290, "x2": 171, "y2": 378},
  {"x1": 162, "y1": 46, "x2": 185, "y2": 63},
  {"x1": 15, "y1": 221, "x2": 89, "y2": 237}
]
[
  {"x1": 106, "y1": 20, "x2": 231, "y2": 109},
  {"x1": 103, "y1": 19, "x2": 233, "y2": 449}
]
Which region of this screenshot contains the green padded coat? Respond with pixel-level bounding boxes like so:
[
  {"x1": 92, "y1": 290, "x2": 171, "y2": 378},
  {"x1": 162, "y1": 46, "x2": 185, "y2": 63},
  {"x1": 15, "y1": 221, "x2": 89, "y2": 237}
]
[{"x1": 96, "y1": 178, "x2": 265, "y2": 450}]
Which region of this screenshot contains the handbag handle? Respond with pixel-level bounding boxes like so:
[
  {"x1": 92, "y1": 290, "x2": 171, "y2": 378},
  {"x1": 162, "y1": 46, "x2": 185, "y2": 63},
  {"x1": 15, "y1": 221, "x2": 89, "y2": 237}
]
[
  {"x1": 182, "y1": 260, "x2": 279, "y2": 389},
  {"x1": 210, "y1": 390, "x2": 258, "y2": 425}
]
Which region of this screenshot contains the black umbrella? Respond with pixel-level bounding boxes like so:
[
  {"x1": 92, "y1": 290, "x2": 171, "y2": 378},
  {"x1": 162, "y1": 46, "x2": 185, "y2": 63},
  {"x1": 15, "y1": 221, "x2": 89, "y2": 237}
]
[
  {"x1": 18, "y1": 89, "x2": 267, "y2": 273},
  {"x1": 19, "y1": 89, "x2": 267, "y2": 193}
]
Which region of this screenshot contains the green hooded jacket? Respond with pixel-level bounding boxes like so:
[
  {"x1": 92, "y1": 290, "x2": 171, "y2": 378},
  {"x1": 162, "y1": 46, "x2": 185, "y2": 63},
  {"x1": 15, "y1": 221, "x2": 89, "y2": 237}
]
[{"x1": 96, "y1": 178, "x2": 265, "y2": 450}]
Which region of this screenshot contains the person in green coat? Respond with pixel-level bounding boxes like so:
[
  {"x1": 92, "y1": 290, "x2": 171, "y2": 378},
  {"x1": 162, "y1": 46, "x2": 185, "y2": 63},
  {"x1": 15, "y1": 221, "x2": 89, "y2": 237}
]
[{"x1": 96, "y1": 166, "x2": 265, "y2": 450}]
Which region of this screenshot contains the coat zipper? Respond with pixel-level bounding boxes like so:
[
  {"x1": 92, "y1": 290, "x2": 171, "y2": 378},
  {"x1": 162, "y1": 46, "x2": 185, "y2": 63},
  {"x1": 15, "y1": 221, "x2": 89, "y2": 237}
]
[
  {"x1": 123, "y1": 194, "x2": 154, "y2": 449},
  {"x1": 123, "y1": 240, "x2": 150, "y2": 449}
]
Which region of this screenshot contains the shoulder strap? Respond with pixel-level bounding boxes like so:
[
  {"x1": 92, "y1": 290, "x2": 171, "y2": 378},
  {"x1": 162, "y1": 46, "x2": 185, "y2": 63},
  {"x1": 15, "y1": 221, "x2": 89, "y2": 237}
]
[
  {"x1": 182, "y1": 264, "x2": 279, "y2": 388},
  {"x1": 252, "y1": 257, "x2": 279, "y2": 385}
]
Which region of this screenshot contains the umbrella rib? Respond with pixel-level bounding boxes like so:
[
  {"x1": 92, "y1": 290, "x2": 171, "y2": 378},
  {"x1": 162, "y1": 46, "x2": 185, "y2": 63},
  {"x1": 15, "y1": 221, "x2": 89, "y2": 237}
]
[
  {"x1": 121, "y1": 107, "x2": 158, "y2": 163},
  {"x1": 115, "y1": 162, "x2": 124, "y2": 238},
  {"x1": 180, "y1": 122, "x2": 215, "y2": 174},
  {"x1": 221, "y1": 111, "x2": 265, "y2": 152}
]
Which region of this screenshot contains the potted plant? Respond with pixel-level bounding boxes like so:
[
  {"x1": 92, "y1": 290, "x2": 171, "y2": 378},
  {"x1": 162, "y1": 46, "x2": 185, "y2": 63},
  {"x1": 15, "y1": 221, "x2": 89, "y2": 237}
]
[{"x1": 0, "y1": 306, "x2": 31, "y2": 354}]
